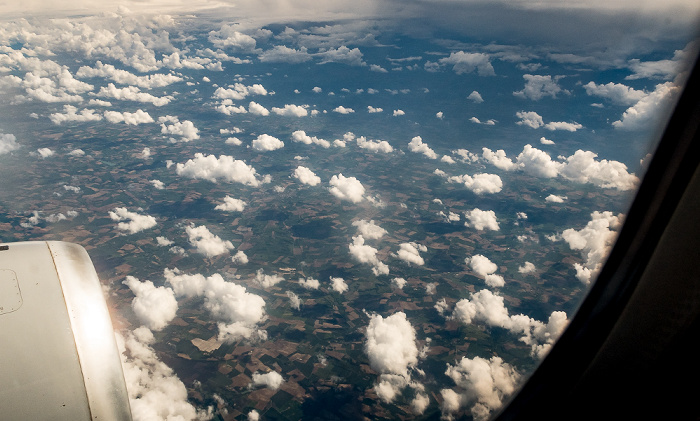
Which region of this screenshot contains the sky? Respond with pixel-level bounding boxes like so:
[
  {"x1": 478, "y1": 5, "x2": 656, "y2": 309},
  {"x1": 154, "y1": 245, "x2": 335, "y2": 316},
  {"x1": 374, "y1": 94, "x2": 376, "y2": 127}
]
[{"x1": 0, "y1": 1, "x2": 698, "y2": 420}]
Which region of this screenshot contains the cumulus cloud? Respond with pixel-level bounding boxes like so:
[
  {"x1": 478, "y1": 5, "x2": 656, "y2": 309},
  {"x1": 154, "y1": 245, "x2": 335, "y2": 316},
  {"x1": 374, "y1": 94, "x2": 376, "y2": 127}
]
[
  {"x1": 393, "y1": 109, "x2": 405, "y2": 116},
  {"x1": 252, "y1": 134, "x2": 284, "y2": 151},
  {"x1": 349, "y1": 235, "x2": 389, "y2": 276},
  {"x1": 407, "y1": 136, "x2": 438, "y2": 159},
  {"x1": 392, "y1": 277, "x2": 407, "y2": 289},
  {"x1": 395, "y1": 242, "x2": 427, "y2": 266},
  {"x1": 516, "y1": 111, "x2": 581, "y2": 131},
  {"x1": 452, "y1": 289, "x2": 569, "y2": 358},
  {"x1": 259, "y1": 45, "x2": 312, "y2": 63},
  {"x1": 329, "y1": 174, "x2": 365, "y2": 203},
  {"x1": 513, "y1": 74, "x2": 567, "y2": 100},
  {"x1": 117, "y1": 328, "x2": 211, "y2": 421},
  {"x1": 612, "y1": 82, "x2": 680, "y2": 130},
  {"x1": 291, "y1": 130, "x2": 331, "y2": 148},
  {"x1": 466, "y1": 255, "x2": 504, "y2": 288},
  {"x1": 104, "y1": 109, "x2": 154, "y2": 125},
  {"x1": 77, "y1": 61, "x2": 182, "y2": 89},
  {"x1": 562, "y1": 211, "x2": 624, "y2": 284},
  {"x1": 248, "y1": 101, "x2": 269, "y2": 116},
  {"x1": 215, "y1": 196, "x2": 247, "y2": 212},
  {"x1": 185, "y1": 224, "x2": 234, "y2": 257},
  {"x1": 0, "y1": 133, "x2": 19, "y2": 154},
  {"x1": 518, "y1": 262, "x2": 536, "y2": 274},
  {"x1": 253, "y1": 268, "x2": 285, "y2": 289},
  {"x1": 583, "y1": 81, "x2": 647, "y2": 105},
  {"x1": 123, "y1": 276, "x2": 178, "y2": 331},
  {"x1": 213, "y1": 83, "x2": 267, "y2": 101},
  {"x1": 446, "y1": 173, "x2": 503, "y2": 195},
  {"x1": 271, "y1": 104, "x2": 308, "y2": 116},
  {"x1": 482, "y1": 148, "x2": 516, "y2": 171},
  {"x1": 298, "y1": 277, "x2": 320, "y2": 290},
  {"x1": 165, "y1": 268, "x2": 267, "y2": 343},
  {"x1": 293, "y1": 166, "x2": 321, "y2": 186},
  {"x1": 175, "y1": 153, "x2": 265, "y2": 187},
  {"x1": 96, "y1": 83, "x2": 172, "y2": 106},
  {"x1": 468, "y1": 91, "x2": 484, "y2": 103},
  {"x1": 208, "y1": 25, "x2": 257, "y2": 50},
  {"x1": 352, "y1": 219, "x2": 387, "y2": 240},
  {"x1": 483, "y1": 145, "x2": 639, "y2": 191},
  {"x1": 333, "y1": 105, "x2": 355, "y2": 114},
  {"x1": 158, "y1": 116, "x2": 200, "y2": 142},
  {"x1": 441, "y1": 356, "x2": 520, "y2": 421},
  {"x1": 251, "y1": 371, "x2": 284, "y2": 390},
  {"x1": 109, "y1": 207, "x2": 157, "y2": 234},
  {"x1": 464, "y1": 209, "x2": 500, "y2": 231},
  {"x1": 357, "y1": 136, "x2": 393, "y2": 153},
  {"x1": 439, "y1": 52, "x2": 495, "y2": 76},
  {"x1": 317, "y1": 46, "x2": 365, "y2": 66},
  {"x1": 49, "y1": 105, "x2": 103, "y2": 125},
  {"x1": 367, "y1": 105, "x2": 383, "y2": 113},
  {"x1": 330, "y1": 277, "x2": 348, "y2": 293},
  {"x1": 365, "y1": 312, "x2": 422, "y2": 404}
]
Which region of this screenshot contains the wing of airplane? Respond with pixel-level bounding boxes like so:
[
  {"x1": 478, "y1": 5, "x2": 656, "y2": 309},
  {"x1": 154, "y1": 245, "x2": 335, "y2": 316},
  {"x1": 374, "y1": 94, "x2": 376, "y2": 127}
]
[{"x1": 0, "y1": 241, "x2": 132, "y2": 420}]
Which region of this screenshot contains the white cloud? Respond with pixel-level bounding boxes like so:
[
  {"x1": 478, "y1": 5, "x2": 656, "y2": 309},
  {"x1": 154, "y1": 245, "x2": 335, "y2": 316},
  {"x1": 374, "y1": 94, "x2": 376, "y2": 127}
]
[
  {"x1": 248, "y1": 410, "x2": 260, "y2": 421},
  {"x1": 466, "y1": 255, "x2": 504, "y2": 288},
  {"x1": 546, "y1": 194, "x2": 567, "y2": 203},
  {"x1": 468, "y1": 91, "x2": 484, "y2": 103},
  {"x1": 357, "y1": 136, "x2": 393, "y2": 153},
  {"x1": 96, "y1": 83, "x2": 172, "y2": 106},
  {"x1": 213, "y1": 83, "x2": 267, "y2": 100},
  {"x1": 452, "y1": 289, "x2": 569, "y2": 358},
  {"x1": 370, "y1": 64, "x2": 388, "y2": 73},
  {"x1": 436, "y1": 111, "x2": 444, "y2": 119},
  {"x1": 288, "y1": 290, "x2": 301, "y2": 310},
  {"x1": 367, "y1": 105, "x2": 383, "y2": 113},
  {"x1": 185, "y1": 224, "x2": 234, "y2": 257},
  {"x1": 271, "y1": 104, "x2": 308, "y2": 116},
  {"x1": 612, "y1": 82, "x2": 680, "y2": 130},
  {"x1": 252, "y1": 134, "x2": 284, "y2": 151},
  {"x1": 330, "y1": 277, "x2": 348, "y2": 293},
  {"x1": 464, "y1": 209, "x2": 500, "y2": 231},
  {"x1": 446, "y1": 173, "x2": 503, "y2": 195},
  {"x1": 208, "y1": 25, "x2": 257, "y2": 50},
  {"x1": 392, "y1": 277, "x2": 407, "y2": 289},
  {"x1": 518, "y1": 262, "x2": 536, "y2": 274},
  {"x1": 299, "y1": 277, "x2": 320, "y2": 290},
  {"x1": 352, "y1": 219, "x2": 387, "y2": 240},
  {"x1": 543, "y1": 121, "x2": 583, "y2": 131},
  {"x1": 77, "y1": 61, "x2": 182, "y2": 89},
  {"x1": 259, "y1": 45, "x2": 312, "y2": 63},
  {"x1": 312, "y1": 86, "x2": 323, "y2": 93},
  {"x1": 365, "y1": 312, "x2": 420, "y2": 403},
  {"x1": 248, "y1": 101, "x2": 270, "y2": 116},
  {"x1": 215, "y1": 196, "x2": 247, "y2": 212},
  {"x1": 393, "y1": 109, "x2": 405, "y2": 116},
  {"x1": 482, "y1": 148, "x2": 516, "y2": 171},
  {"x1": 291, "y1": 130, "x2": 330, "y2": 148},
  {"x1": 251, "y1": 371, "x2": 284, "y2": 390},
  {"x1": 158, "y1": 116, "x2": 200, "y2": 142},
  {"x1": 441, "y1": 356, "x2": 520, "y2": 421},
  {"x1": 395, "y1": 242, "x2": 427, "y2": 266},
  {"x1": 583, "y1": 81, "x2": 647, "y2": 105},
  {"x1": 150, "y1": 179, "x2": 165, "y2": 190},
  {"x1": 123, "y1": 276, "x2": 178, "y2": 331},
  {"x1": 562, "y1": 211, "x2": 624, "y2": 284},
  {"x1": 349, "y1": 235, "x2": 389, "y2": 276},
  {"x1": 254, "y1": 268, "x2": 284, "y2": 289},
  {"x1": 439, "y1": 51, "x2": 495, "y2": 76},
  {"x1": 540, "y1": 136, "x2": 555, "y2": 145},
  {"x1": 0, "y1": 133, "x2": 19, "y2": 154},
  {"x1": 559, "y1": 149, "x2": 639, "y2": 190},
  {"x1": 109, "y1": 207, "x2": 157, "y2": 234},
  {"x1": 317, "y1": 46, "x2": 365, "y2": 66},
  {"x1": 293, "y1": 166, "x2": 321, "y2": 186},
  {"x1": 232, "y1": 250, "x2": 249, "y2": 265},
  {"x1": 49, "y1": 105, "x2": 103, "y2": 125},
  {"x1": 175, "y1": 153, "x2": 264, "y2": 187},
  {"x1": 333, "y1": 105, "x2": 355, "y2": 114},
  {"x1": 513, "y1": 74, "x2": 567, "y2": 100},
  {"x1": 104, "y1": 109, "x2": 154, "y2": 125},
  {"x1": 165, "y1": 268, "x2": 267, "y2": 343},
  {"x1": 407, "y1": 136, "x2": 438, "y2": 159},
  {"x1": 515, "y1": 110, "x2": 544, "y2": 128},
  {"x1": 329, "y1": 173, "x2": 365, "y2": 203},
  {"x1": 117, "y1": 328, "x2": 211, "y2": 421}
]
